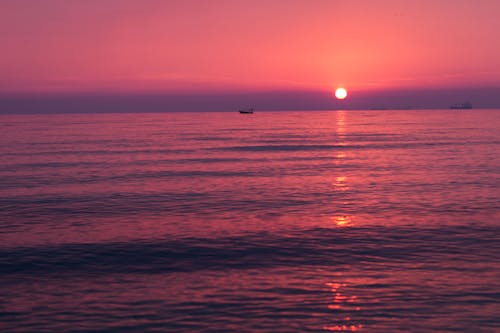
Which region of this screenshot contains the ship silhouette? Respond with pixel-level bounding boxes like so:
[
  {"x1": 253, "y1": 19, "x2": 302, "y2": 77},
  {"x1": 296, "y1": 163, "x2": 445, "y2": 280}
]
[{"x1": 450, "y1": 101, "x2": 472, "y2": 109}]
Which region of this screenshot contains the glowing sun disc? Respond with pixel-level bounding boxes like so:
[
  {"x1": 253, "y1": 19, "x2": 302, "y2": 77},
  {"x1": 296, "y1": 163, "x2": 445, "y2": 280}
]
[{"x1": 335, "y1": 87, "x2": 347, "y2": 99}]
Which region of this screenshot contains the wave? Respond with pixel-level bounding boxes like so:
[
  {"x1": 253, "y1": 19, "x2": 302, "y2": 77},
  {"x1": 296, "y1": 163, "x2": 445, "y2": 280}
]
[
  {"x1": 1, "y1": 226, "x2": 498, "y2": 277},
  {"x1": 209, "y1": 140, "x2": 499, "y2": 152}
]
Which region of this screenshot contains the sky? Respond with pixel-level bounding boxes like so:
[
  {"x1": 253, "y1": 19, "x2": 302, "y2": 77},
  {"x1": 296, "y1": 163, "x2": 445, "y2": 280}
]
[{"x1": 1, "y1": 0, "x2": 500, "y2": 111}]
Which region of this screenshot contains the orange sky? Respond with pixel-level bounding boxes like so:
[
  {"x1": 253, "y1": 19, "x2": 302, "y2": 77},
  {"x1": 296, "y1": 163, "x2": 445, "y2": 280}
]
[{"x1": 1, "y1": 0, "x2": 500, "y2": 94}]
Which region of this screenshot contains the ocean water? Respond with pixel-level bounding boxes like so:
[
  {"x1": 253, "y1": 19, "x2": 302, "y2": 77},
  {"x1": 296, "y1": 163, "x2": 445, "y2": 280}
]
[{"x1": 0, "y1": 109, "x2": 499, "y2": 332}]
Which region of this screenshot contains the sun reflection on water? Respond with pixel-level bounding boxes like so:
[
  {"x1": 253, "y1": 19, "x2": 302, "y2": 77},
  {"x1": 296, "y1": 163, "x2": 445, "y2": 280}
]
[
  {"x1": 333, "y1": 176, "x2": 349, "y2": 191},
  {"x1": 336, "y1": 152, "x2": 346, "y2": 159},
  {"x1": 335, "y1": 110, "x2": 347, "y2": 135},
  {"x1": 330, "y1": 110, "x2": 354, "y2": 229},
  {"x1": 331, "y1": 215, "x2": 353, "y2": 227},
  {"x1": 324, "y1": 282, "x2": 363, "y2": 332}
]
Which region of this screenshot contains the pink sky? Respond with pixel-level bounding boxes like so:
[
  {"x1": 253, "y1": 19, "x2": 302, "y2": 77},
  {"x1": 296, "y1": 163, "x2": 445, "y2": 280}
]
[{"x1": 1, "y1": 0, "x2": 500, "y2": 94}]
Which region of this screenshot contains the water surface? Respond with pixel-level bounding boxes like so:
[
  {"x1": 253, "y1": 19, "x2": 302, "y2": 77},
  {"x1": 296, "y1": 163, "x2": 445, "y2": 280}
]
[{"x1": 1, "y1": 110, "x2": 499, "y2": 332}]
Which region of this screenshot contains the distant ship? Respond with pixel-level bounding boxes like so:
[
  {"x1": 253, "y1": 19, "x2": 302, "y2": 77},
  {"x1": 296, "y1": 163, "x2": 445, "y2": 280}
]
[
  {"x1": 450, "y1": 102, "x2": 472, "y2": 109},
  {"x1": 239, "y1": 108, "x2": 254, "y2": 114}
]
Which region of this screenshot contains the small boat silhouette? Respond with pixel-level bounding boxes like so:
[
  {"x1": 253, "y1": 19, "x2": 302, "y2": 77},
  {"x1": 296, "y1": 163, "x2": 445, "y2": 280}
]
[{"x1": 238, "y1": 108, "x2": 254, "y2": 114}]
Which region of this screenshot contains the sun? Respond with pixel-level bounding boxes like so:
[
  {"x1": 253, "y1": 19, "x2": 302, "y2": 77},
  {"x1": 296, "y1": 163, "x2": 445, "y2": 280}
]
[{"x1": 335, "y1": 87, "x2": 348, "y2": 100}]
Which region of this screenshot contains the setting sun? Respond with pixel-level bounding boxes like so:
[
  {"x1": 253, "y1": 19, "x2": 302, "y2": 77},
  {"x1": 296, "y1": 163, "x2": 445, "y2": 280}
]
[{"x1": 335, "y1": 87, "x2": 348, "y2": 100}]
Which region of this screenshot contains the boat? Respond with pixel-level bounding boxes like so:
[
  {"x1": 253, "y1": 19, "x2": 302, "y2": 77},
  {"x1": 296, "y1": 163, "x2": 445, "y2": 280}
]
[
  {"x1": 239, "y1": 108, "x2": 254, "y2": 114},
  {"x1": 450, "y1": 102, "x2": 472, "y2": 109}
]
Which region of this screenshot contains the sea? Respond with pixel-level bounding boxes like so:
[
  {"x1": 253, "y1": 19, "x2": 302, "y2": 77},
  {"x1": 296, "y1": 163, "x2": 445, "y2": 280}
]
[{"x1": 0, "y1": 109, "x2": 499, "y2": 332}]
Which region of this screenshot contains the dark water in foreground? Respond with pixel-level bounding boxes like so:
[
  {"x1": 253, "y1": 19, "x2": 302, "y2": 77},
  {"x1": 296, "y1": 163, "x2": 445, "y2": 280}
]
[{"x1": 0, "y1": 110, "x2": 499, "y2": 332}]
